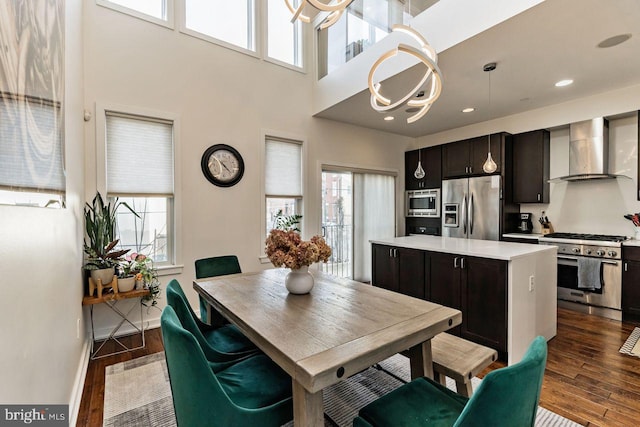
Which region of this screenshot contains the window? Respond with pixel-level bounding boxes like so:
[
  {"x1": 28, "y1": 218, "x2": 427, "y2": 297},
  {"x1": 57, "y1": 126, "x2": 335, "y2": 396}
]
[
  {"x1": 267, "y1": 0, "x2": 303, "y2": 68},
  {"x1": 184, "y1": 0, "x2": 256, "y2": 52},
  {"x1": 96, "y1": 0, "x2": 173, "y2": 27},
  {"x1": 265, "y1": 137, "x2": 302, "y2": 234},
  {"x1": 104, "y1": 111, "x2": 176, "y2": 265}
]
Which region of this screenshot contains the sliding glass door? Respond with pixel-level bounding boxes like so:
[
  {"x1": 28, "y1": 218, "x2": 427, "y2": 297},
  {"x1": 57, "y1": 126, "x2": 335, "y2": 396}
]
[{"x1": 321, "y1": 169, "x2": 395, "y2": 281}]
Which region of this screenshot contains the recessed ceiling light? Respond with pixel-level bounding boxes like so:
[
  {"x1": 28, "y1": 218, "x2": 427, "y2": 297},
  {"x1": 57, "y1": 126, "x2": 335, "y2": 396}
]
[
  {"x1": 555, "y1": 79, "x2": 573, "y2": 87},
  {"x1": 384, "y1": 116, "x2": 394, "y2": 121},
  {"x1": 598, "y1": 34, "x2": 632, "y2": 48},
  {"x1": 462, "y1": 107, "x2": 475, "y2": 113}
]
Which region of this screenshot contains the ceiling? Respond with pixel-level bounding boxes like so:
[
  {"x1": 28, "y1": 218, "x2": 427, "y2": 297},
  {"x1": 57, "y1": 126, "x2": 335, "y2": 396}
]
[{"x1": 315, "y1": 0, "x2": 640, "y2": 138}]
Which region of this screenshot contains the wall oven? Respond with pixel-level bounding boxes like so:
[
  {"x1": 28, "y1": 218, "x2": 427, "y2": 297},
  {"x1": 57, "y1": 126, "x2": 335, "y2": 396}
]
[{"x1": 406, "y1": 189, "x2": 440, "y2": 218}]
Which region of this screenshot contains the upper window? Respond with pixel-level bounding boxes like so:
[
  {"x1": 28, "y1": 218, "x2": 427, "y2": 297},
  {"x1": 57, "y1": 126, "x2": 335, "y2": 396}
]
[
  {"x1": 96, "y1": 0, "x2": 173, "y2": 27},
  {"x1": 265, "y1": 137, "x2": 303, "y2": 235},
  {"x1": 104, "y1": 111, "x2": 176, "y2": 265},
  {"x1": 267, "y1": 0, "x2": 303, "y2": 68},
  {"x1": 184, "y1": 0, "x2": 256, "y2": 52}
]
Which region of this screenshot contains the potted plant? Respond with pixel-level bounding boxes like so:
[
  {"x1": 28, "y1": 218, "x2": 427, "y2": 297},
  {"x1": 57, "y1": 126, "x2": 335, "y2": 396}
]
[
  {"x1": 83, "y1": 193, "x2": 137, "y2": 288},
  {"x1": 117, "y1": 252, "x2": 143, "y2": 292},
  {"x1": 132, "y1": 254, "x2": 161, "y2": 307}
]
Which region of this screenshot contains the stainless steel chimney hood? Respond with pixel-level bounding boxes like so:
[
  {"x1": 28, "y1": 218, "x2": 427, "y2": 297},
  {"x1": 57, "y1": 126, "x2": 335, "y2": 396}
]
[{"x1": 551, "y1": 117, "x2": 630, "y2": 182}]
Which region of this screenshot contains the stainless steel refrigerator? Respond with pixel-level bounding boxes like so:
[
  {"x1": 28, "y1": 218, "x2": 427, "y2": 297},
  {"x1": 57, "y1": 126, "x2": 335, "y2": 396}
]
[{"x1": 441, "y1": 176, "x2": 501, "y2": 241}]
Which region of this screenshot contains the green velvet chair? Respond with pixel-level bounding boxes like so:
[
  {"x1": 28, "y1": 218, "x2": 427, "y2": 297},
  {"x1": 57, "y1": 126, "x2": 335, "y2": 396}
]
[
  {"x1": 353, "y1": 336, "x2": 548, "y2": 427},
  {"x1": 195, "y1": 255, "x2": 242, "y2": 324},
  {"x1": 161, "y1": 306, "x2": 293, "y2": 427},
  {"x1": 166, "y1": 279, "x2": 258, "y2": 362}
]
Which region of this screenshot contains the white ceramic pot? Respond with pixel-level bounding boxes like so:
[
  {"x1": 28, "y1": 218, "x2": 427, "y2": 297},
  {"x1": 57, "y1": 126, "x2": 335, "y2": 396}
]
[
  {"x1": 119, "y1": 276, "x2": 136, "y2": 292},
  {"x1": 135, "y1": 279, "x2": 144, "y2": 290},
  {"x1": 285, "y1": 266, "x2": 314, "y2": 294},
  {"x1": 90, "y1": 267, "x2": 115, "y2": 286}
]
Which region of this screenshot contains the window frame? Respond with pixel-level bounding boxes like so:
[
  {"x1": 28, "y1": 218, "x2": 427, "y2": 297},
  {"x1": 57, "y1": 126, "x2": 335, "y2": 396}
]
[
  {"x1": 261, "y1": 129, "x2": 306, "y2": 263},
  {"x1": 263, "y1": 0, "x2": 306, "y2": 72},
  {"x1": 96, "y1": 0, "x2": 175, "y2": 29},
  {"x1": 95, "y1": 102, "x2": 183, "y2": 275}
]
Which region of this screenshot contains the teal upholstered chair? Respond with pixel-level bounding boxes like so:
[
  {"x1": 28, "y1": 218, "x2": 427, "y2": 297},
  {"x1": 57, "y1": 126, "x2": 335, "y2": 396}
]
[
  {"x1": 354, "y1": 336, "x2": 547, "y2": 427},
  {"x1": 166, "y1": 279, "x2": 257, "y2": 362},
  {"x1": 161, "y1": 306, "x2": 293, "y2": 427},
  {"x1": 195, "y1": 255, "x2": 242, "y2": 324}
]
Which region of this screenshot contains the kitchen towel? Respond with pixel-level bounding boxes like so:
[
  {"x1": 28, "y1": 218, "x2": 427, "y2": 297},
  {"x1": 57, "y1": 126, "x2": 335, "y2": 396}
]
[{"x1": 577, "y1": 257, "x2": 602, "y2": 290}]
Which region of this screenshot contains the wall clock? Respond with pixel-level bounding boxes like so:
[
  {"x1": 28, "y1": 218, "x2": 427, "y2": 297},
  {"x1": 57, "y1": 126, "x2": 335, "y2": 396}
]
[{"x1": 201, "y1": 144, "x2": 245, "y2": 187}]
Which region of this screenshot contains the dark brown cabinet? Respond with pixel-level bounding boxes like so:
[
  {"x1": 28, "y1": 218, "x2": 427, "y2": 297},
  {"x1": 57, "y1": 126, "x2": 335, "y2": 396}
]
[
  {"x1": 623, "y1": 246, "x2": 640, "y2": 323},
  {"x1": 405, "y1": 146, "x2": 442, "y2": 190},
  {"x1": 372, "y1": 244, "x2": 426, "y2": 299},
  {"x1": 442, "y1": 134, "x2": 504, "y2": 178},
  {"x1": 512, "y1": 130, "x2": 550, "y2": 203},
  {"x1": 429, "y1": 252, "x2": 462, "y2": 335}
]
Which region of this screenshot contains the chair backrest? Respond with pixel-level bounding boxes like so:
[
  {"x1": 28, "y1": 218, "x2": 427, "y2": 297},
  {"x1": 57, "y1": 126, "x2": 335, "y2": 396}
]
[
  {"x1": 161, "y1": 306, "x2": 232, "y2": 426},
  {"x1": 454, "y1": 336, "x2": 548, "y2": 427},
  {"x1": 195, "y1": 255, "x2": 241, "y2": 279}
]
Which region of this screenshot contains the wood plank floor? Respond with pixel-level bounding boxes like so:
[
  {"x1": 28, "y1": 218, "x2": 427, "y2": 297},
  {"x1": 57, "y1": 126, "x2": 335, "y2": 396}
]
[{"x1": 77, "y1": 308, "x2": 640, "y2": 426}]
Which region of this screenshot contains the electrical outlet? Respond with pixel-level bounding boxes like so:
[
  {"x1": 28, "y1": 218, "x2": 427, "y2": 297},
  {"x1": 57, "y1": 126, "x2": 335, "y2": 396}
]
[
  {"x1": 529, "y1": 275, "x2": 535, "y2": 292},
  {"x1": 76, "y1": 318, "x2": 81, "y2": 339}
]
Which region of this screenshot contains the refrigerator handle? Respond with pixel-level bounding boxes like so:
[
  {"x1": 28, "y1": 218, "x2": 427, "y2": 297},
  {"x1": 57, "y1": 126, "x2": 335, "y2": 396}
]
[
  {"x1": 469, "y1": 193, "x2": 474, "y2": 235},
  {"x1": 462, "y1": 194, "x2": 467, "y2": 235}
]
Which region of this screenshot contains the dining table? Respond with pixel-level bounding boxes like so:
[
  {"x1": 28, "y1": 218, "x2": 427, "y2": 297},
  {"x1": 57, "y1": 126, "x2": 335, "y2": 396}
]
[{"x1": 194, "y1": 268, "x2": 462, "y2": 427}]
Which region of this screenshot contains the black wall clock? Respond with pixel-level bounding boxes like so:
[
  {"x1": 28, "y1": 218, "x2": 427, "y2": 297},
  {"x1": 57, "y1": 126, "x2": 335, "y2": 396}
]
[{"x1": 201, "y1": 144, "x2": 245, "y2": 187}]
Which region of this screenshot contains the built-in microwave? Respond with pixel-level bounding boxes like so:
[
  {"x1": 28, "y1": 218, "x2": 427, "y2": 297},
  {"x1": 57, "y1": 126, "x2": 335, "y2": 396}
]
[{"x1": 406, "y1": 189, "x2": 440, "y2": 217}]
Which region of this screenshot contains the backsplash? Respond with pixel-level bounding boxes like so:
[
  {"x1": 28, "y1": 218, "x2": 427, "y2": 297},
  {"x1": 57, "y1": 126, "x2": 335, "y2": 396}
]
[{"x1": 520, "y1": 115, "x2": 639, "y2": 238}]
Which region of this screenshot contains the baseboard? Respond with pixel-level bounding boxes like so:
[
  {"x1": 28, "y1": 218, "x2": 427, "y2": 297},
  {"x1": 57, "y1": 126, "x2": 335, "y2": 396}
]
[{"x1": 68, "y1": 337, "x2": 91, "y2": 427}]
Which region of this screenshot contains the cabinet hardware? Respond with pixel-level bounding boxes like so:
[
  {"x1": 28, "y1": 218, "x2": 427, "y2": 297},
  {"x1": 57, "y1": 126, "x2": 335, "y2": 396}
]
[
  {"x1": 389, "y1": 248, "x2": 393, "y2": 257},
  {"x1": 454, "y1": 257, "x2": 459, "y2": 268},
  {"x1": 394, "y1": 248, "x2": 398, "y2": 257},
  {"x1": 537, "y1": 193, "x2": 541, "y2": 201},
  {"x1": 469, "y1": 166, "x2": 472, "y2": 174},
  {"x1": 461, "y1": 258, "x2": 466, "y2": 269},
  {"x1": 625, "y1": 262, "x2": 628, "y2": 272}
]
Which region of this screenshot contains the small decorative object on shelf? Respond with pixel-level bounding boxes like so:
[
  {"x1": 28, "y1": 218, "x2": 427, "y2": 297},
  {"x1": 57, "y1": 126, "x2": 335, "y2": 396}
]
[{"x1": 264, "y1": 212, "x2": 331, "y2": 294}]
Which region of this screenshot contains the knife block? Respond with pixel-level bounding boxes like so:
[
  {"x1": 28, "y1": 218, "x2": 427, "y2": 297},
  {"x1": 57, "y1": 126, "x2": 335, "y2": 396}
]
[{"x1": 541, "y1": 223, "x2": 554, "y2": 235}]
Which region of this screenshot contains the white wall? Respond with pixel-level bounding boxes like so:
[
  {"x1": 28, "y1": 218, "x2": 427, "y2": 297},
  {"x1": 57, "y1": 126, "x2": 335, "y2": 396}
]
[
  {"x1": 416, "y1": 84, "x2": 640, "y2": 237},
  {"x1": 0, "y1": 0, "x2": 87, "y2": 421},
  {"x1": 83, "y1": 4, "x2": 411, "y2": 335}
]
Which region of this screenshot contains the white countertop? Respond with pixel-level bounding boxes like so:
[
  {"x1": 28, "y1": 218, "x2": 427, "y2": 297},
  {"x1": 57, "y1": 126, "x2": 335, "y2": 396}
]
[
  {"x1": 623, "y1": 239, "x2": 640, "y2": 247},
  {"x1": 371, "y1": 235, "x2": 556, "y2": 261},
  {"x1": 502, "y1": 233, "x2": 542, "y2": 240}
]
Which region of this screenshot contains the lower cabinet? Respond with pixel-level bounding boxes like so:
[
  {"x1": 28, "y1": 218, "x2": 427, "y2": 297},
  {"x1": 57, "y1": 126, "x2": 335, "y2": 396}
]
[
  {"x1": 623, "y1": 247, "x2": 640, "y2": 323},
  {"x1": 372, "y1": 244, "x2": 508, "y2": 357}
]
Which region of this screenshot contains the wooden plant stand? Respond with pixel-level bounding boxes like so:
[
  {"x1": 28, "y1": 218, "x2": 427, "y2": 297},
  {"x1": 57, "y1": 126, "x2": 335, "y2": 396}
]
[{"x1": 88, "y1": 275, "x2": 119, "y2": 298}]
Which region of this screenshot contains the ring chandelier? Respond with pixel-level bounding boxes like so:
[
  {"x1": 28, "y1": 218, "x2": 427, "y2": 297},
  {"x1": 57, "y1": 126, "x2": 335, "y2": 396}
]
[
  {"x1": 284, "y1": 0, "x2": 354, "y2": 30},
  {"x1": 368, "y1": 25, "x2": 443, "y2": 124}
]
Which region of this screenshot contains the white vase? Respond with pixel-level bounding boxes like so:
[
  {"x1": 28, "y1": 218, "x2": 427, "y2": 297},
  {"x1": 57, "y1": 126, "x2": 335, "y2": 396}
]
[
  {"x1": 90, "y1": 267, "x2": 115, "y2": 286},
  {"x1": 285, "y1": 266, "x2": 314, "y2": 294},
  {"x1": 119, "y1": 276, "x2": 136, "y2": 292}
]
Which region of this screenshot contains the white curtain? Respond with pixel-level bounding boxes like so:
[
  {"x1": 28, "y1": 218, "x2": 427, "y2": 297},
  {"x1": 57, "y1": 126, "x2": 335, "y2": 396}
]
[{"x1": 353, "y1": 173, "x2": 395, "y2": 282}]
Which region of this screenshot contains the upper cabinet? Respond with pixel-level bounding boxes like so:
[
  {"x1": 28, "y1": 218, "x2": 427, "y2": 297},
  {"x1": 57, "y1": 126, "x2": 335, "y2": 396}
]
[
  {"x1": 512, "y1": 130, "x2": 550, "y2": 204},
  {"x1": 442, "y1": 134, "x2": 504, "y2": 179},
  {"x1": 405, "y1": 145, "x2": 442, "y2": 190}
]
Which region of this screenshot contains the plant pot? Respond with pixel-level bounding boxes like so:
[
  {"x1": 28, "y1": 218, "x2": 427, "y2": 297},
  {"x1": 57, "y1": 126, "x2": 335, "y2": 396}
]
[
  {"x1": 285, "y1": 266, "x2": 314, "y2": 294},
  {"x1": 90, "y1": 267, "x2": 115, "y2": 286},
  {"x1": 119, "y1": 276, "x2": 136, "y2": 292},
  {"x1": 135, "y1": 279, "x2": 144, "y2": 290}
]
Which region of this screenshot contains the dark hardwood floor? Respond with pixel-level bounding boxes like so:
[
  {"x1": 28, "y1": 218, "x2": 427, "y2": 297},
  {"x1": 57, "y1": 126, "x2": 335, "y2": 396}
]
[{"x1": 77, "y1": 308, "x2": 640, "y2": 426}]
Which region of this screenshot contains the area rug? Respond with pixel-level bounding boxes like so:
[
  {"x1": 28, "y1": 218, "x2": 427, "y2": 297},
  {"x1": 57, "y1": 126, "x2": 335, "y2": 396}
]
[
  {"x1": 619, "y1": 327, "x2": 640, "y2": 357},
  {"x1": 104, "y1": 352, "x2": 582, "y2": 427}
]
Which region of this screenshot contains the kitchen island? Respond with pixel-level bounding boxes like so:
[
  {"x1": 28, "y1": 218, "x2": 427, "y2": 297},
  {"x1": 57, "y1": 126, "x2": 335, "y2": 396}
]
[{"x1": 371, "y1": 235, "x2": 557, "y2": 365}]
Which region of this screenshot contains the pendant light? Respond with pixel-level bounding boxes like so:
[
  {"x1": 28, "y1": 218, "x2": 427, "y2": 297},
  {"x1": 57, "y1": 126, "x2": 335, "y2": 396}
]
[
  {"x1": 284, "y1": 0, "x2": 354, "y2": 30},
  {"x1": 482, "y1": 62, "x2": 498, "y2": 174},
  {"x1": 414, "y1": 149, "x2": 425, "y2": 179}
]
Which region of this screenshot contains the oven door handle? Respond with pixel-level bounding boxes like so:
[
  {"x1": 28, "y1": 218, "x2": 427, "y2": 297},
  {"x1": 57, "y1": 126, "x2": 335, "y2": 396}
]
[{"x1": 557, "y1": 255, "x2": 619, "y2": 266}]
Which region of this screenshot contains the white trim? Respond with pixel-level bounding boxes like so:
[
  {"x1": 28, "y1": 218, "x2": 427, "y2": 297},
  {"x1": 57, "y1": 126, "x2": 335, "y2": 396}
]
[
  {"x1": 262, "y1": 0, "x2": 306, "y2": 73},
  {"x1": 263, "y1": 56, "x2": 307, "y2": 74},
  {"x1": 96, "y1": 0, "x2": 175, "y2": 30},
  {"x1": 68, "y1": 337, "x2": 91, "y2": 427}
]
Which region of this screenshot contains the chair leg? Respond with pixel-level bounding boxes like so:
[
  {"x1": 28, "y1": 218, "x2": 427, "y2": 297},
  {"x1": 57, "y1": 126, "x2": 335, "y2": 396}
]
[{"x1": 456, "y1": 380, "x2": 473, "y2": 397}]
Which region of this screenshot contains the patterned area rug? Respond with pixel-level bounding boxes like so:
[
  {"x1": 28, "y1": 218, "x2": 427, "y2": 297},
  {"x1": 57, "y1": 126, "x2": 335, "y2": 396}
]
[
  {"x1": 619, "y1": 327, "x2": 640, "y2": 357},
  {"x1": 104, "y1": 352, "x2": 582, "y2": 427}
]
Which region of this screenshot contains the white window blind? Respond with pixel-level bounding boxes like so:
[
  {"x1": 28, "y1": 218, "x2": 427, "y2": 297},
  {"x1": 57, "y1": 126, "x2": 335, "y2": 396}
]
[
  {"x1": 106, "y1": 113, "x2": 174, "y2": 196},
  {"x1": 265, "y1": 138, "x2": 302, "y2": 197},
  {"x1": 0, "y1": 94, "x2": 65, "y2": 193}
]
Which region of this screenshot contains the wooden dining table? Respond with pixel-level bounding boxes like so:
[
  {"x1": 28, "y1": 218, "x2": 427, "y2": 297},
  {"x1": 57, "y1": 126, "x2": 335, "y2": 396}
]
[{"x1": 194, "y1": 268, "x2": 461, "y2": 427}]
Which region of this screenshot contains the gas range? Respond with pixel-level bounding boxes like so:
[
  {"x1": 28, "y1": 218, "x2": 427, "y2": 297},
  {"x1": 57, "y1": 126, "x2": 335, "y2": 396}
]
[{"x1": 538, "y1": 232, "x2": 627, "y2": 259}]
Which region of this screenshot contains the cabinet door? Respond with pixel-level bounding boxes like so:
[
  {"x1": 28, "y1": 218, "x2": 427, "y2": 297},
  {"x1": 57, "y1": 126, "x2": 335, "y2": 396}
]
[
  {"x1": 623, "y1": 260, "x2": 640, "y2": 323},
  {"x1": 470, "y1": 134, "x2": 502, "y2": 176},
  {"x1": 371, "y1": 244, "x2": 398, "y2": 292},
  {"x1": 461, "y1": 257, "x2": 507, "y2": 353},
  {"x1": 429, "y1": 252, "x2": 462, "y2": 335},
  {"x1": 405, "y1": 150, "x2": 423, "y2": 190},
  {"x1": 397, "y1": 248, "x2": 425, "y2": 299},
  {"x1": 442, "y1": 140, "x2": 470, "y2": 178},
  {"x1": 513, "y1": 130, "x2": 550, "y2": 203},
  {"x1": 423, "y1": 146, "x2": 442, "y2": 188}
]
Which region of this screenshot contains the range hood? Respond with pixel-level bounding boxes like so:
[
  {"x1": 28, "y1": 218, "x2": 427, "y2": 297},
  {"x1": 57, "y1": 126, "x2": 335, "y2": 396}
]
[{"x1": 552, "y1": 117, "x2": 628, "y2": 182}]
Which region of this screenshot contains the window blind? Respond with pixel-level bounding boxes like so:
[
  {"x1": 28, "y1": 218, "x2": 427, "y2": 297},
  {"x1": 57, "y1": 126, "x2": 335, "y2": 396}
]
[
  {"x1": 0, "y1": 94, "x2": 65, "y2": 193},
  {"x1": 106, "y1": 113, "x2": 174, "y2": 195},
  {"x1": 265, "y1": 138, "x2": 302, "y2": 197}
]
